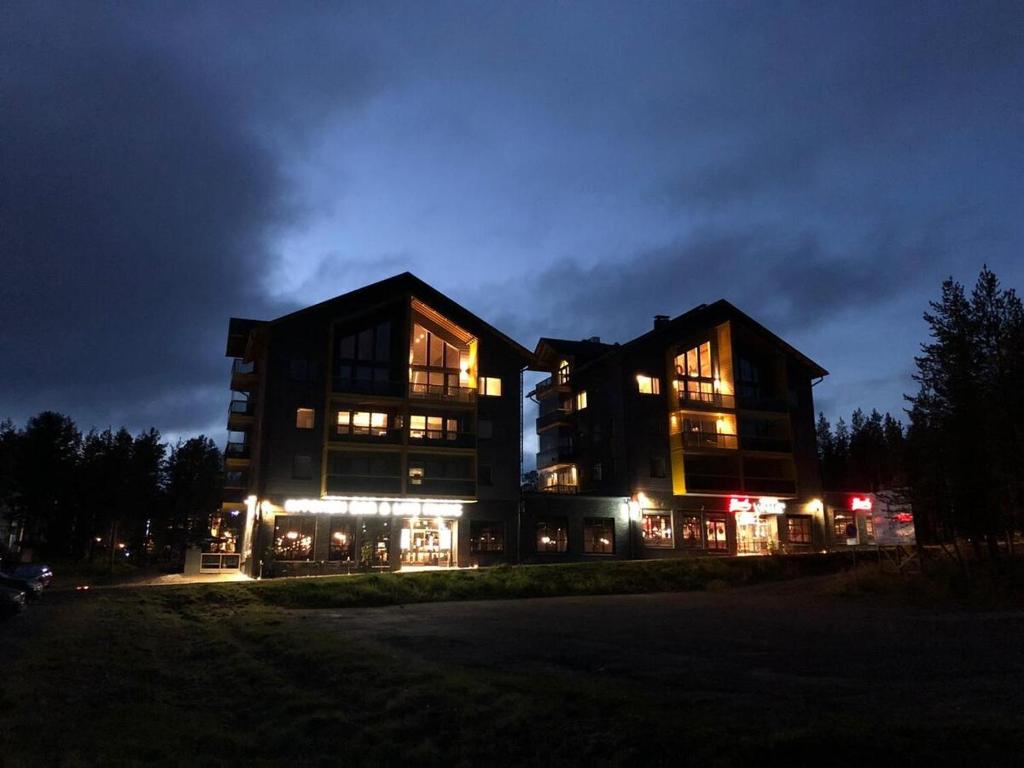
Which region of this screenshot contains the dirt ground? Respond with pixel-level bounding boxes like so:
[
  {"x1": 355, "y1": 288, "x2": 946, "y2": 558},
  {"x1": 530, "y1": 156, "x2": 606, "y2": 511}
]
[{"x1": 3, "y1": 575, "x2": 1023, "y2": 765}]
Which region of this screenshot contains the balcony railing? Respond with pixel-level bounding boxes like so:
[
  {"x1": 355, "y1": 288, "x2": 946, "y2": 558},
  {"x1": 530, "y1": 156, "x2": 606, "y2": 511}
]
[
  {"x1": 682, "y1": 431, "x2": 739, "y2": 450},
  {"x1": 231, "y1": 359, "x2": 255, "y2": 375},
  {"x1": 230, "y1": 359, "x2": 257, "y2": 391},
  {"x1": 224, "y1": 470, "x2": 249, "y2": 489},
  {"x1": 409, "y1": 382, "x2": 476, "y2": 403},
  {"x1": 740, "y1": 436, "x2": 793, "y2": 453},
  {"x1": 536, "y1": 408, "x2": 572, "y2": 431},
  {"x1": 536, "y1": 446, "x2": 577, "y2": 469},
  {"x1": 228, "y1": 398, "x2": 254, "y2": 416},
  {"x1": 535, "y1": 367, "x2": 570, "y2": 396},
  {"x1": 407, "y1": 431, "x2": 476, "y2": 449},
  {"x1": 538, "y1": 483, "x2": 579, "y2": 495},
  {"x1": 676, "y1": 388, "x2": 736, "y2": 410},
  {"x1": 225, "y1": 441, "x2": 250, "y2": 460}
]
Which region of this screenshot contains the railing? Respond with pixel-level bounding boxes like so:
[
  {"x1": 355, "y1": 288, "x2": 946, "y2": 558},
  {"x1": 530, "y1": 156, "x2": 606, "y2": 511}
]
[
  {"x1": 676, "y1": 388, "x2": 736, "y2": 409},
  {"x1": 740, "y1": 436, "x2": 792, "y2": 453},
  {"x1": 536, "y1": 446, "x2": 576, "y2": 469},
  {"x1": 200, "y1": 552, "x2": 241, "y2": 573},
  {"x1": 682, "y1": 432, "x2": 739, "y2": 450},
  {"x1": 535, "y1": 367, "x2": 570, "y2": 395},
  {"x1": 224, "y1": 471, "x2": 249, "y2": 489},
  {"x1": 409, "y1": 382, "x2": 476, "y2": 403},
  {"x1": 228, "y1": 399, "x2": 255, "y2": 418},
  {"x1": 332, "y1": 377, "x2": 405, "y2": 397},
  {"x1": 231, "y1": 359, "x2": 255, "y2": 375},
  {"x1": 407, "y1": 431, "x2": 476, "y2": 448},
  {"x1": 536, "y1": 408, "x2": 571, "y2": 431},
  {"x1": 538, "y1": 483, "x2": 579, "y2": 495},
  {"x1": 225, "y1": 441, "x2": 250, "y2": 459}
]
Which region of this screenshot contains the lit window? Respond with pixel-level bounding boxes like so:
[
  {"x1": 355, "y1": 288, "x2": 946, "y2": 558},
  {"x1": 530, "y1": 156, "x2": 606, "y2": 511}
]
[
  {"x1": 641, "y1": 512, "x2": 673, "y2": 548},
  {"x1": 409, "y1": 415, "x2": 460, "y2": 440},
  {"x1": 583, "y1": 518, "x2": 615, "y2": 554},
  {"x1": 705, "y1": 516, "x2": 728, "y2": 550},
  {"x1": 787, "y1": 516, "x2": 812, "y2": 545},
  {"x1": 408, "y1": 462, "x2": 424, "y2": 486},
  {"x1": 470, "y1": 521, "x2": 504, "y2": 553},
  {"x1": 536, "y1": 520, "x2": 568, "y2": 553},
  {"x1": 273, "y1": 516, "x2": 315, "y2": 561},
  {"x1": 679, "y1": 515, "x2": 702, "y2": 547},
  {"x1": 328, "y1": 520, "x2": 355, "y2": 562},
  {"x1": 575, "y1": 390, "x2": 588, "y2": 411},
  {"x1": 337, "y1": 410, "x2": 388, "y2": 437},
  {"x1": 637, "y1": 374, "x2": 660, "y2": 395},
  {"x1": 295, "y1": 408, "x2": 315, "y2": 429},
  {"x1": 674, "y1": 341, "x2": 716, "y2": 404},
  {"x1": 480, "y1": 377, "x2": 502, "y2": 397}
]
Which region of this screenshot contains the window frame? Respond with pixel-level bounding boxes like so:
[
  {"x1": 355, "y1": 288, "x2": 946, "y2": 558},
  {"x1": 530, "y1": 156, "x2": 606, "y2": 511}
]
[
  {"x1": 641, "y1": 511, "x2": 674, "y2": 549},
  {"x1": 479, "y1": 377, "x2": 502, "y2": 397},
  {"x1": 583, "y1": 517, "x2": 615, "y2": 554},
  {"x1": 273, "y1": 515, "x2": 316, "y2": 561},
  {"x1": 536, "y1": 519, "x2": 569, "y2": 553},
  {"x1": 295, "y1": 408, "x2": 315, "y2": 429},
  {"x1": 469, "y1": 520, "x2": 505, "y2": 553},
  {"x1": 636, "y1": 373, "x2": 661, "y2": 395}
]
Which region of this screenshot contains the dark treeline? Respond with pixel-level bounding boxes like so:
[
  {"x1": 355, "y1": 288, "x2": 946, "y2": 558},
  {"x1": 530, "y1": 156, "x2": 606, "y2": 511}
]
[
  {"x1": 817, "y1": 267, "x2": 1024, "y2": 554},
  {"x1": 0, "y1": 412, "x2": 223, "y2": 564}
]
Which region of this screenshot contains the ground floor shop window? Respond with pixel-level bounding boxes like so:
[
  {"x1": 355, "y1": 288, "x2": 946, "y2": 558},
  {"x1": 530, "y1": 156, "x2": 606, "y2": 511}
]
[
  {"x1": 678, "y1": 515, "x2": 702, "y2": 547},
  {"x1": 360, "y1": 520, "x2": 390, "y2": 569},
  {"x1": 328, "y1": 519, "x2": 355, "y2": 562},
  {"x1": 641, "y1": 512, "x2": 673, "y2": 548},
  {"x1": 584, "y1": 518, "x2": 615, "y2": 554},
  {"x1": 400, "y1": 517, "x2": 454, "y2": 567},
  {"x1": 736, "y1": 513, "x2": 779, "y2": 555},
  {"x1": 705, "y1": 516, "x2": 728, "y2": 551},
  {"x1": 273, "y1": 515, "x2": 315, "y2": 561},
  {"x1": 470, "y1": 521, "x2": 504, "y2": 553},
  {"x1": 863, "y1": 514, "x2": 875, "y2": 539},
  {"x1": 834, "y1": 514, "x2": 856, "y2": 542},
  {"x1": 786, "y1": 515, "x2": 812, "y2": 546},
  {"x1": 536, "y1": 519, "x2": 568, "y2": 553}
]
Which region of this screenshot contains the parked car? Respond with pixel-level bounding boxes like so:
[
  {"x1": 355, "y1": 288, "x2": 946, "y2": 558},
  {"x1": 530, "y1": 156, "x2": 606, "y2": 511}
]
[
  {"x1": 0, "y1": 573, "x2": 43, "y2": 601},
  {"x1": 11, "y1": 563, "x2": 53, "y2": 588},
  {"x1": 0, "y1": 585, "x2": 27, "y2": 616}
]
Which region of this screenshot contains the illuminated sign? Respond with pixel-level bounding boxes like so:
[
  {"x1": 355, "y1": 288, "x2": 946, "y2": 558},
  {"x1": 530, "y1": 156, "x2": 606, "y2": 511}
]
[
  {"x1": 754, "y1": 497, "x2": 786, "y2": 515},
  {"x1": 851, "y1": 496, "x2": 873, "y2": 512},
  {"x1": 282, "y1": 498, "x2": 465, "y2": 517},
  {"x1": 730, "y1": 496, "x2": 786, "y2": 515},
  {"x1": 729, "y1": 497, "x2": 752, "y2": 513}
]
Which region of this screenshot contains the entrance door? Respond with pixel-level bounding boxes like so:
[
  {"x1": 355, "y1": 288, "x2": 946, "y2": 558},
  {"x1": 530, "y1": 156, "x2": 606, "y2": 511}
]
[
  {"x1": 736, "y1": 514, "x2": 779, "y2": 554},
  {"x1": 400, "y1": 517, "x2": 455, "y2": 567}
]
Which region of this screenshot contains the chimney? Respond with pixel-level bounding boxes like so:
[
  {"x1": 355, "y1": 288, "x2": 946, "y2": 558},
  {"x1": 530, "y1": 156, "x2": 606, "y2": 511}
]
[{"x1": 653, "y1": 314, "x2": 670, "y2": 329}]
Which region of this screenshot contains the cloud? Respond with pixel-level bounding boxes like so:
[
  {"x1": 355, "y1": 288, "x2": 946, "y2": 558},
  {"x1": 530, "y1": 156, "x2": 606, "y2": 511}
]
[{"x1": 0, "y1": 3, "x2": 379, "y2": 435}]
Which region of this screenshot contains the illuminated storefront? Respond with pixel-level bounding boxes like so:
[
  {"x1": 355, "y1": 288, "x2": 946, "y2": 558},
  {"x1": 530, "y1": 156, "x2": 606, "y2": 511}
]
[{"x1": 730, "y1": 496, "x2": 784, "y2": 555}]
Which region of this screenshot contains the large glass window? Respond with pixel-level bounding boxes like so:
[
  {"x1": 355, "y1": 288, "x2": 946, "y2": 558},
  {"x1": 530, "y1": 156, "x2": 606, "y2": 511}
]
[
  {"x1": 409, "y1": 414, "x2": 461, "y2": 441},
  {"x1": 680, "y1": 414, "x2": 738, "y2": 450},
  {"x1": 673, "y1": 341, "x2": 718, "y2": 405},
  {"x1": 575, "y1": 390, "x2": 588, "y2": 411},
  {"x1": 328, "y1": 519, "x2": 355, "y2": 562},
  {"x1": 470, "y1": 521, "x2": 504, "y2": 553},
  {"x1": 335, "y1": 322, "x2": 393, "y2": 394},
  {"x1": 787, "y1": 515, "x2": 812, "y2": 545},
  {"x1": 584, "y1": 518, "x2": 615, "y2": 554},
  {"x1": 705, "y1": 516, "x2": 728, "y2": 550},
  {"x1": 641, "y1": 512, "x2": 673, "y2": 548},
  {"x1": 678, "y1": 515, "x2": 702, "y2": 547},
  {"x1": 274, "y1": 516, "x2": 315, "y2": 561},
  {"x1": 636, "y1": 374, "x2": 660, "y2": 395},
  {"x1": 536, "y1": 519, "x2": 568, "y2": 553},
  {"x1": 407, "y1": 454, "x2": 475, "y2": 495},
  {"x1": 410, "y1": 323, "x2": 467, "y2": 399},
  {"x1": 336, "y1": 410, "x2": 390, "y2": 437},
  {"x1": 326, "y1": 451, "x2": 401, "y2": 494}
]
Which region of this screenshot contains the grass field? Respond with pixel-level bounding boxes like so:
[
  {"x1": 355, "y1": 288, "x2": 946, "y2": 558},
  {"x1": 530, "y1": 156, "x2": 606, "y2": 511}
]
[{"x1": 2, "y1": 556, "x2": 1023, "y2": 766}]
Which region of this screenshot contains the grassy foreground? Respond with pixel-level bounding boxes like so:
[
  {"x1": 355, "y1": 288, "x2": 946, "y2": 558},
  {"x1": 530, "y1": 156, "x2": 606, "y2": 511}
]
[
  {"x1": 194, "y1": 552, "x2": 859, "y2": 610},
  {"x1": 3, "y1": 556, "x2": 1022, "y2": 766}
]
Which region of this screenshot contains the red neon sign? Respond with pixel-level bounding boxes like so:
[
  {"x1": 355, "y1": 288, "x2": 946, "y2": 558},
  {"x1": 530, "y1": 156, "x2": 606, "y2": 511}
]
[
  {"x1": 851, "y1": 496, "x2": 872, "y2": 511},
  {"x1": 729, "y1": 497, "x2": 752, "y2": 513}
]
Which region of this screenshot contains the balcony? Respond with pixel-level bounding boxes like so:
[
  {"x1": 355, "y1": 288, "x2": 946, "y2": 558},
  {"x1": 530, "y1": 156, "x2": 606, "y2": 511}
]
[
  {"x1": 536, "y1": 408, "x2": 572, "y2": 432},
  {"x1": 676, "y1": 387, "x2": 736, "y2": 410},
  {"x1": 740, "y1": 435, "x2": 793, "y2": 453},
  {"x1": 537, "y1": 483, "x2": 579, "y2": 495},
  {"x1": 224, "y1": 441, "x2": 251, "y2": 463},
  {"x1": 534, "y1": 367, "x2": 570, "y2": 397},
  {"x1": 227, "y1": 397, "x2": 255, "y2": 430},
  {"x1": 407, "y1": 431, "x2": 476, "y2": 449},
  {"x1": 230, "y1": 359, "x2": 257, "y2": 391},
  {"x1": 409, "y1": 382, "x2": 476, "y2": 403},
  {"x1": 682, "y1": 431, "x2": 739, "y2": 450},
  {"x1": 536, "y1": 445, "x2": 577, "y2": 470}
]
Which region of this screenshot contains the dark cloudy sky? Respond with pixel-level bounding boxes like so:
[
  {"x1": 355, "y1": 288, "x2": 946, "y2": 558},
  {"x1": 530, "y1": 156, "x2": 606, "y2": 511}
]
[{"x1": 2, "y1": 1, "x2": 1022, "y2": 450}]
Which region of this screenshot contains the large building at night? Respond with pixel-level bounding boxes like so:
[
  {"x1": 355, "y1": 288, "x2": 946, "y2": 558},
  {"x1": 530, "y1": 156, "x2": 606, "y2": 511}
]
[
  {"x1": 220, "y1": 273, "x2": 873, "y2": 577},
  {"x1": 221, "y1": 273, "x2": 533, "y2": 576},
  {"x1": 524, "y1": 301, "x2": 831, "y2": 560}
]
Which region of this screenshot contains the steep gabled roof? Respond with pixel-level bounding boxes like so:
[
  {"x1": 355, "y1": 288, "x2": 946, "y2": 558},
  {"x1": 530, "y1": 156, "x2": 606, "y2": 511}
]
[
  {"x1": 229, "y1": 272, "x2": 535, "y2": 364},
  {"x1": 534, "y1": 336, "x2": 617, "y2": 366}
]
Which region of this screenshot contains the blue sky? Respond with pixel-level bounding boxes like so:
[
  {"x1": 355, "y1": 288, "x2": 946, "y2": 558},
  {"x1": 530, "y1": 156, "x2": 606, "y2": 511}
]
[{"x1": 2, "y1": 1, "x2": 1022, "y2": 453}]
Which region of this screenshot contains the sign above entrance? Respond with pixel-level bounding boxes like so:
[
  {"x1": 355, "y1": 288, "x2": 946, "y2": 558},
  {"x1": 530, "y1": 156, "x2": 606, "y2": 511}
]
[
  {"x1": 283, "y1": 497, "x2": 465, "y2": 517},
  {"x1": 728, "y1": 496, "x2": 786, "y2": 515},
  {"x1": 850, "y1": 496, "x2": 873, "y2": 511}
]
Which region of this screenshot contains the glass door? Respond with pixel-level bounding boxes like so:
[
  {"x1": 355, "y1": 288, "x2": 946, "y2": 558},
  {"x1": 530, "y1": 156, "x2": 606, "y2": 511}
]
[{"x1": 400, "y1": 517, "x2": 455, "y2": 567}]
